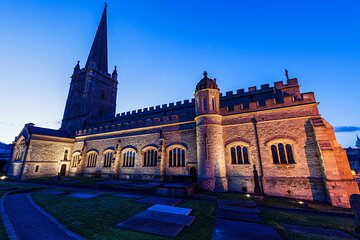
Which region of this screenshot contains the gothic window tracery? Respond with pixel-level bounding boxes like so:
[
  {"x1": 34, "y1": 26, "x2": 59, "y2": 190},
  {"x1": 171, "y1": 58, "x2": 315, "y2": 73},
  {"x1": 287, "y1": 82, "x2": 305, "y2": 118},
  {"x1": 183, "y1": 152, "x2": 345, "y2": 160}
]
[
  {"x1": 122, "y1": 149, "x2": 136, "y2": 167},
  {"x1": 168, "y1": 146, "x2": 186, "y2": 167},
  {"x1": 229, "y1": 144, "x2": 250, "y2": 165},
  {"x1": 86, "y1": 152, "x2": 98, "y2": 167},
  {"x1": 103, "y1": 150, "x2": 113, "y2": 167},
  {"x1": 270, "y1": 142, "x2": 296, "y2": 164},
  {"x1": 71, "y1": 153, "x2": 80, "y2": 167},
  {"x1": 143, "y1": 148, "x2": 158, "y2": 167}
]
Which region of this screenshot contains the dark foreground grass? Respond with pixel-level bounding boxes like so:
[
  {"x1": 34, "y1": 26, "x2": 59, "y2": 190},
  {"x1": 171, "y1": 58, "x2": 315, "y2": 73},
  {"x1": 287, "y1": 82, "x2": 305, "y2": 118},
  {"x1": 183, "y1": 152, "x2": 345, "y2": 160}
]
[
  {"x1": 0, "y1": 192, "x2": 8, "y2": 240},
  {"x1": 31, "y1": 190, "x2": 216, "y2": 240},
  {"x1": 260, "y1": 208, "x2": 356, "y2": 240}
]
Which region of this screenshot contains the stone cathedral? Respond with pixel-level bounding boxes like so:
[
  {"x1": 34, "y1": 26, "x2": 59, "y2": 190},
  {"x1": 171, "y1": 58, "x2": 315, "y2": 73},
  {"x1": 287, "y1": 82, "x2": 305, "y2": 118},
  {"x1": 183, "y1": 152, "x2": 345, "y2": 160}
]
[{"x1": 7, "y1": 6, "x2": 359, "y2": 208}]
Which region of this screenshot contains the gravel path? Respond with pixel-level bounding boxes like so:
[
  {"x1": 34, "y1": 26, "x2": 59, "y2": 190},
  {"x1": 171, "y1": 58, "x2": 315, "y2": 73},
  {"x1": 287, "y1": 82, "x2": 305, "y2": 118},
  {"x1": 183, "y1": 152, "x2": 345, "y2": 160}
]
[{"x1": 4, "y1": 193, "x2": 77, "y2": 240}]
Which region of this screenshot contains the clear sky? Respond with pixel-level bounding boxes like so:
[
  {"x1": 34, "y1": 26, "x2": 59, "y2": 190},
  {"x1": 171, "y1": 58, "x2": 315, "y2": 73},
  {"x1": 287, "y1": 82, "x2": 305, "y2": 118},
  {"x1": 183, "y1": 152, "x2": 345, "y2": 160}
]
[{"x1": 0, "y1": 0, "x2": 359, "y2": 147}]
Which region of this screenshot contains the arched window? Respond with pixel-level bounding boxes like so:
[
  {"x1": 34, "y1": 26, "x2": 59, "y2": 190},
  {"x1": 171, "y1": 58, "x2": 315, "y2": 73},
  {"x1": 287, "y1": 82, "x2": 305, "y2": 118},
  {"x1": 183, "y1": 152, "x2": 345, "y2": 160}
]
[
  {"x1": 229, "y1": 144, "x2": 250, "y2": 165},
  {"x1": 103, "y1": 151, "x2": 113, "y2": 167},
  {"x1": 203, "y1": 98, "x2": 208, "y2": 111},
  {"x1": 71, "y1": 153, "x2": 81, "y2": 167},
  {"x1": 143, "y1": 148, "x2": 158, "y2": 167},
  {"x1": 122, "y1": 149, "x2": 136, "y2": 167},
  {"x1": 212, "y1": 97, "x2": 216, "y2": 111},
  {"x1": 270, "y1": 142, "x2": 296, "y2": 164},
  {"x1": 168, "y1": 146, "x2": 186, "y2": 167},
  {"x1": 98, "y1": 107, "x2": 104, "y2": 118},
  {"x1": 100, "y1": 90, "x2": 106, "y2": 100},
  {"x1": 86, "y1": 152, "x2": 98, "y2": 167},
  {"x1": 63, "y1": 150, "x2": 69, "y2": 161}
]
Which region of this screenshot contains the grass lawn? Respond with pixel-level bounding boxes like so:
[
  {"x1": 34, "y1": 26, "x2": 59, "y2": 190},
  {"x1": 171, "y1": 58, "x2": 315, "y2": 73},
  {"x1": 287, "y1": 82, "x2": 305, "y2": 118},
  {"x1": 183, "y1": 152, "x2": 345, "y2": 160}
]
[
  {"x1": 31, "y1": 190, "x2": 216, "y2": 240},
  {"x1": 260, "y1": 208, "x2": 356, "y2": 240}
]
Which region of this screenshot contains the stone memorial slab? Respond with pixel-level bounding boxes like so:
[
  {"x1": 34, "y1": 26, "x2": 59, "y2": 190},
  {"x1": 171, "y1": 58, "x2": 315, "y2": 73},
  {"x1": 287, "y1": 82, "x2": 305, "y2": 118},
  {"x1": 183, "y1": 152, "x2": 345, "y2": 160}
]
[
  {"x1": 148, "y1": 204, "x2": 192, "y2": 215},
  {"x1": 218, "y1": 204, "x2": 260, "y2": 213},
  {"x1": 112, "y1": 193, "x2": 144, "y2": 199},
  {"x1": 47, "y1": 190, "x2": 69, "y2": 195},
  {"x1": 192, "y1": 193, "x2": 218, "y2": 201},
  {"x1": 117, "y1": 216, "x2": 184, "y2": 237},
  {"x1": 136, "y1": 210, "x2": 195, "y2": 226},
  {"x1": 212, "y1": 218, "x2": 281, "y2": 240},
  {"x1": 0, "y1": 187, "x2": 17, "y2": 191},
  {"x1": 68, "y1": 193, "x2": 98, "y2": 199},
  {"x1": 216, "y1": 209, "x2": 262, "y2": 223},
  {"x1": 281, "y1": 223, "x2": 355, "y2": 239},
  {"x1": 217, "y1": 199, "x2": 257, "y2": 208},
  {"x1": 136, "y1": 196, "x2": 181, "y2": 206}
]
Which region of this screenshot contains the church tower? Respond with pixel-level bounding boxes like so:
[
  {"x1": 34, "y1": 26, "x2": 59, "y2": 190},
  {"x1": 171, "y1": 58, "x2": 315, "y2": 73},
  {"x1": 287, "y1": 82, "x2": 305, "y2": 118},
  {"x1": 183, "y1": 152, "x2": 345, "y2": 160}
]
[
  {"x1": 61, "y1": 5, "x2": 118, "y2": 132},
  {"x1": 195, "y1": 72, "x2": 228, "y2": 192}
]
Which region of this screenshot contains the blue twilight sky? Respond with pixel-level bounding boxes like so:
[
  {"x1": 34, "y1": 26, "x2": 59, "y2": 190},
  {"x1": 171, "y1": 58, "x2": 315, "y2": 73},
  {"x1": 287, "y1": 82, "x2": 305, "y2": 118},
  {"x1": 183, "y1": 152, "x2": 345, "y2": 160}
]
[{"x1": 0, "y1": 0, "x2": 359, "y2": 147}]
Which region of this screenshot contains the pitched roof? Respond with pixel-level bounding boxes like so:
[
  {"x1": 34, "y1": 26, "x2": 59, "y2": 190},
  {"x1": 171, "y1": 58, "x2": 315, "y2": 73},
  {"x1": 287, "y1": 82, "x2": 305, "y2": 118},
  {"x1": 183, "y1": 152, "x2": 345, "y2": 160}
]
[{"x1": 28, "y1": 126, "x2": 73, "y2": 139}]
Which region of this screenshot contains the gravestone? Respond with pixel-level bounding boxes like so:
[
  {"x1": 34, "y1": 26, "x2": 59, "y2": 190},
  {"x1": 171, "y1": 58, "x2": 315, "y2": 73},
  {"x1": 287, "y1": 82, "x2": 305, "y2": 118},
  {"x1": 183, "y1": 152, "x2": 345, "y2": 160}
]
[{"x1": 350, "y1": 194, "x2": 360, "y2": 233}]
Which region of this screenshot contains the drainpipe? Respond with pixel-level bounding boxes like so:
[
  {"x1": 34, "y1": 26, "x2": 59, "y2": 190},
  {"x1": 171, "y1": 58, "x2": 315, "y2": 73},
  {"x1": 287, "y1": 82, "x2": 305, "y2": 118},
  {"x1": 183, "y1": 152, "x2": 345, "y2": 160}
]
[{"x1": 251, "y1": 118, "x2": 264, "y2": 195}]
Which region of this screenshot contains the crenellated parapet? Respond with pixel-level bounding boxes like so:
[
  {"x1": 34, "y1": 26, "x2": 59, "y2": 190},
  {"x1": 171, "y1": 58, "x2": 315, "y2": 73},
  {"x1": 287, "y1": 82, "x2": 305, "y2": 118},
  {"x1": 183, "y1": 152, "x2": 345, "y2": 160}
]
[{"x1": 220, "y1": 92, "x2": 316, "y2": 115}]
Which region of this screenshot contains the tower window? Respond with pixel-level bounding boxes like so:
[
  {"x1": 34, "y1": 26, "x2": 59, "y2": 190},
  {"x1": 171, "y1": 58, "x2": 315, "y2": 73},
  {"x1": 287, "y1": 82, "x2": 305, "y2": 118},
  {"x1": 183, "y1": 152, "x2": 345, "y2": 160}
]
[
  {"x1": 100, "y1": 90, "x2": 106, "y2": 100},
  {"x1": 99, "y1": 107, "x2": 104, "y2": 117},
  {"x1": 212, "y1": 98, "x2": 216, "y2": 110},
  {"x1": 203, "y1": 98, "x2": 208, "y2": 111}
]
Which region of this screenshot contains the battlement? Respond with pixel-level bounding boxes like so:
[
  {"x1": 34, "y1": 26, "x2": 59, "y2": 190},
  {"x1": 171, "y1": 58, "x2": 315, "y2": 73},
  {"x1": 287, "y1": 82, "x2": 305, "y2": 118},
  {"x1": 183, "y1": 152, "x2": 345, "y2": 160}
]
[
  {"x1": 220, "y1": 92, "x2": 316, "y2": 115},
  {"x1": 220, "y1": 78, "x2": 299, "y2": 98},
  {"x1": 115, "y1": 98, "x2": 195, "y2": 118}
]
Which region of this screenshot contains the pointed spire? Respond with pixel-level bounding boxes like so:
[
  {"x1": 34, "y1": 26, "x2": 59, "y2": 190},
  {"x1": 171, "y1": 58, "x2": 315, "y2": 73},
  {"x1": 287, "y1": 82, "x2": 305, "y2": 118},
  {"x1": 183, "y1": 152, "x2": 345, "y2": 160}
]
[
  {"x1": 356, "y1": 134, "x2": 360, "y2": 148},
  {"x1": 112, "y1": 66, "x2": 118, "y2": 80},
  {"x1": 73, "y1": 60, "x2": 80, "y2": 75},
  {"x1": 85, "y1": 4, "x2": 108, "y2": 73}
]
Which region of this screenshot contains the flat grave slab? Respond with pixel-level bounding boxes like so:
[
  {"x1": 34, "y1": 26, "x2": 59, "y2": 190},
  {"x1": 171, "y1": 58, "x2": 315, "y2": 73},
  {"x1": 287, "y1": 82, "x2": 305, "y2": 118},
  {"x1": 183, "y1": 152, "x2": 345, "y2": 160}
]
[
  {"x1": 281, "y1": 223, "x2": 356, "y2": 239},
  {"x1": 136, "y1": 209, "x2": 195, "y2": 226},
  {"x1": 112, "y1": 193, "x2": 144, "y2": 199},
  {"x1": 46, "y1": 190, "x2": 70, "y2": 195},
  {"x1": 216, "y1": 209, "x2": 262, "y2": 223},
  {"x1": 0, "y1": 187, "x2": 18, "y2": 191},
  {"x1": 148, "y1": 204, "x2": 192, "y2": 215},
  {"x1": 212, "y1": 218, "x2": 281, "y2": 240},
  {"x1": 68, "y1": 193, "x2": 99, "y2": 199},
  {"x1": 192, "y1": 193, "x2": 218, "y2": 201},
  {"x1": 117, "y1": 216, "x2": 184, "y2": 237},
  {"x1": 217, "y1": 199, "x2": 257, "y2": 208},
  {"x1": 218, "y1": 204, "x2": 260, "y2": 213},
  {"x1": 136, "y1": 196, "x2": 182, "y2": 206}
]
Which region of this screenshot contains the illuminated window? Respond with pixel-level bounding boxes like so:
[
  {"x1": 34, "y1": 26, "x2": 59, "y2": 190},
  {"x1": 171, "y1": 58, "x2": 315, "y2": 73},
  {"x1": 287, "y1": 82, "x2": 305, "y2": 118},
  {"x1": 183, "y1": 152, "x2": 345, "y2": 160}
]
[
  {"x1": 86, "y1": 152, "x2": 98, "y2": 167},
  {"x1": 71, "y1": 153, "x2": 80, "y2": 167},
  {"x1": 230, "y1": 145, "x2": 250, "y2": 165},
  {"x1": 143, "y1": 148, "x2": 158, "y2": 167},
  {"x1": 103, "y1": 151, "x2": 113, "y2": 167},
  {"x1": 271, "y1": 143, "x2": 296, "y2": 164},
  {"x1": 168, "y1": 147, "x2": 186, "y2": 167},
  {"x1": 122, "y1": 149, "x2": 136, "y2": 167}
]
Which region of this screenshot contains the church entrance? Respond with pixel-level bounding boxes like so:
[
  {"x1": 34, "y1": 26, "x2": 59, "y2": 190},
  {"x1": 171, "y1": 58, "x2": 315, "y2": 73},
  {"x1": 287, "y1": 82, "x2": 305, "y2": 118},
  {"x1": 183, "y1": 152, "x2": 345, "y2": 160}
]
[
  {"x1": 60, "y1": 164, "x2": 66, "y2": 176},
  {"x1": 190, "y1": 167, "x2": 197, "y2": 183}
]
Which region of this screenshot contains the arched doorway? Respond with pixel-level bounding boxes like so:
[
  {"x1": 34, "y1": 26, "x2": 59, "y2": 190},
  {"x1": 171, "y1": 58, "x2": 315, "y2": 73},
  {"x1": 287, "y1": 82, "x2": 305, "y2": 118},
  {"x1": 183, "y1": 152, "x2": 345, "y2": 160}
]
[
  {"x1": 60, "y1": 164, "x2": 66, "y2": 176},
  {"x1": 190, "y1": 167, "x2": 197, "y2": 183}
]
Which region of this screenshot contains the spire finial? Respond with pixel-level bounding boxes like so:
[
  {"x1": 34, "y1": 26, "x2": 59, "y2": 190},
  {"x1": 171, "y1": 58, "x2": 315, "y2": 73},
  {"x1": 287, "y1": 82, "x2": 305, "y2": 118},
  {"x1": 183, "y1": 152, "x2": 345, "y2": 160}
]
[
  {"x1": 285, "y1": 69, "x2": 289, "y2": 80},
  {"x1": 203, "y1": 71, "x2": 208, "y2": 78}
]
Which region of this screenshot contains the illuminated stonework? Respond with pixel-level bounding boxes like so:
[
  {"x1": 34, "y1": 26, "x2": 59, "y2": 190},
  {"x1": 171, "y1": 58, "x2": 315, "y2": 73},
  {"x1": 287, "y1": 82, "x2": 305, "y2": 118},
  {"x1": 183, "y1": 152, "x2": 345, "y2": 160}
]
[{"x1": 7, "y1": 6, "x2": 359, "y2": 208}]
